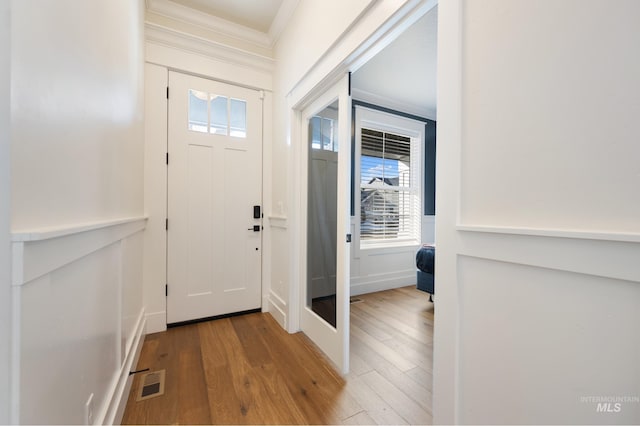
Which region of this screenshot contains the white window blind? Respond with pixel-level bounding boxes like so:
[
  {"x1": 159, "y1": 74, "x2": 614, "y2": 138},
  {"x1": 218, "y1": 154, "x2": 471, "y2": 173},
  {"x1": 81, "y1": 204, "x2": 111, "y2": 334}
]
[{"x1": 360, "y1": 127, "x2": 421, "y2": 243}]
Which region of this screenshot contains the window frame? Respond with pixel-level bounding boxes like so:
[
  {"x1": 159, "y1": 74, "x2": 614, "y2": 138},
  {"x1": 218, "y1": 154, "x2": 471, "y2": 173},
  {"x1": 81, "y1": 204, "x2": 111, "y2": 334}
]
[{"x1": 354, "y1": 106, "x2": 425, "y2": 249}]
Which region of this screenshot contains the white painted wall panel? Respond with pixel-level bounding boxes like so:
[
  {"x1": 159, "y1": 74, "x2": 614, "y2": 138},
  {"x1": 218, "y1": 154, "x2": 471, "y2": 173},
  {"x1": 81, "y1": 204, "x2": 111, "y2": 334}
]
[
  {"x1": 8, "y1": 1, "x2": 146, "y2": 423},
  {"x1": 458, "y1": 256, "x2": 640, "y2": 424},
  {"x1": 15, "y1": 225, "x2": 145, "y2": 425},
  {"x1": 267, "y1": 223, "x2": 289, "y2": 328},
  {"x1": 11, "y1": 0, "x2": 145, "y2": 230},
  {"x1": 0, "y1": 2, "x2": 11, "y2": 423},
  {"x1": 350, "y1": 244, "x2": 417, "y2": 296},
  {"x1": 434, "y1": 1, "x2": 640, "y2": 423},
  {"x1": 275, "y1": 0, "x2": 373, "y2": 94},
  {"x1": 270, "y1": 226, "x2": 289, "y2": 303},
  {"x1": 20, "y1": 245, "x2": 120, "y2": 425},
  {"x1": 348, "y1": 215, "x2": 433, "y2": 295},
  {"x1": 121, "y1": 232, "x2": 144, "y2": 356},
  {"x1": 459, "y1": 0, "x2": 640, "y2": 233}
]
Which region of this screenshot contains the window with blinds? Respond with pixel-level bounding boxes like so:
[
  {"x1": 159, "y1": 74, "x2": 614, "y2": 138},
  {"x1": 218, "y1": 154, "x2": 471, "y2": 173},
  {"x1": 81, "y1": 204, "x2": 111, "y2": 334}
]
[{"x1": 360, "y1": 128, "x2": 420, "y2": 243}]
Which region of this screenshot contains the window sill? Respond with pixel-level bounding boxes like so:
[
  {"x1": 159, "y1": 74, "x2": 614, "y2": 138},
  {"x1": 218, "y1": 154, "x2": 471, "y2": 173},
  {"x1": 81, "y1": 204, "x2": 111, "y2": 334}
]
[{"x1": 359, "y1": 240, "x2": 421, "y2": 251}]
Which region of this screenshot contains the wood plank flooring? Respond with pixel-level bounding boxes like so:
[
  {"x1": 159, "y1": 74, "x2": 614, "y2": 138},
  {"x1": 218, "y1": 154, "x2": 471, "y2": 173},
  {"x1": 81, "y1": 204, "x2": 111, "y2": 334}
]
[{"x1": 122, "y1": 286, "x2": 434, "y2": 425}]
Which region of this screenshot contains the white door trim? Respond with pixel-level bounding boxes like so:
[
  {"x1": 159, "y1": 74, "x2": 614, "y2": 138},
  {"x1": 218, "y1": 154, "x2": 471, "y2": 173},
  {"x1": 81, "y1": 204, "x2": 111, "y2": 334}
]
[{"x1": 141, "y1": 62, "x2": 272, "y2": 333}]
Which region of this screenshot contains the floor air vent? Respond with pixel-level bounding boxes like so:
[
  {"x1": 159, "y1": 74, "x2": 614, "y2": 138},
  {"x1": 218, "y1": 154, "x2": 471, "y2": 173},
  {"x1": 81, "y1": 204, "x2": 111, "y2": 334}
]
[{"x1": 136, "y1": 369, "x2": 166, "y2": 401}]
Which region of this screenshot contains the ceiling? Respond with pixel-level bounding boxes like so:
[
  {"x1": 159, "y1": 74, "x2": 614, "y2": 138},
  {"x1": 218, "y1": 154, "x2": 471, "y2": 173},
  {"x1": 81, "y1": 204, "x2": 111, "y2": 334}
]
[
  {"x1": 168, "y1": 0, "x2": 285, "y2": 33},
  {"x1": 352, "y1": 7, "x2": 438, "y2": 119}
]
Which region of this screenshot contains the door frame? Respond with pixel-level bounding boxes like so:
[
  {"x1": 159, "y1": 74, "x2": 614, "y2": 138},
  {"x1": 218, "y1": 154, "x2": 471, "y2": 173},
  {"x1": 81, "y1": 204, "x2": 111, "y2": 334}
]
[
  {"x1": 285, "y1": 0, "x2": 439, "y2": 336},
  {"x1": 142, "y1": 64, "x2": 272, "y2": 334},
  {"x1": 286, "y1": 0, "x2": 438, "y2": 376}
]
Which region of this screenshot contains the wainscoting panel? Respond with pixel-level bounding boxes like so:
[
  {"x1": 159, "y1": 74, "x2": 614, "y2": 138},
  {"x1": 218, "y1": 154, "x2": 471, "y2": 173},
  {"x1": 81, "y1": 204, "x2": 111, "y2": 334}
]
[
  {"x1": 351, "y1": 242, "x2": 419, "y2": 296},
  {"x1": 457, "y1": 255, "x2": 640, "y2": 424},
  {"x1": 11, "y1": 217, "x2": 146, "y2": 425},
  {"x1": 350, "y1": 216, "x2": 434, "y2": 296},
  {"x1": 267, "y1": 218, "x2": 289, "y2": 330}
]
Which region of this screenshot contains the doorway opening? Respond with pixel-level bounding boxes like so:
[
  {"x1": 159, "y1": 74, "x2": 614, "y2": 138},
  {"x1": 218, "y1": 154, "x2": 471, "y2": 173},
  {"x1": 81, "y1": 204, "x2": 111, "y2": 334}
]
[{"x1": 293, "y1": 3, "x2": 438, "y2": 408}]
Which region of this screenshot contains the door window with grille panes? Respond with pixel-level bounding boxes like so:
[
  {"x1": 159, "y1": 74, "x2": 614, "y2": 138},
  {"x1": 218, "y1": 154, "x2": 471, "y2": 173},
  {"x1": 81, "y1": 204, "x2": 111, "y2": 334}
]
[
  {"x1": 356, "y1": 107, "x2": 423, "y2": 247},
  {"x1": 188, "y1": 90, "x2": 247, "y2": 138},
  {"x1": 310, "y1": 107, "x2": 339, "y2": 152}
]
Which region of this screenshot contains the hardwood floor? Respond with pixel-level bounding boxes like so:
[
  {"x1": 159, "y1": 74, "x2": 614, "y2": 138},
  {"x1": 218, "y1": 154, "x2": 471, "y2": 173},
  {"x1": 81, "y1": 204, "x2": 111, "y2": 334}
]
[{"x1": 122, "y1": 286, "x2": 434, "y2": 425}]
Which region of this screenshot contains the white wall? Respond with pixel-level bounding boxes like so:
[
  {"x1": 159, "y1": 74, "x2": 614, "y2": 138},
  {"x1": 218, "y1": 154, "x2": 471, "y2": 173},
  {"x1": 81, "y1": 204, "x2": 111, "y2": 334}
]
[
  {"x1": 272, "y1": 0, "x2": 373, "y2": 209},
  {"x1": 274, "y1": 0, "x2": 373, "y2": 94},
  {"x1": 11, "y1": 2, "x2": 144, "y2": 230},
  {"x1": 0, "y1": 1, "x2": 11, "y2": 423},
  {"x1": 459, "y1": 2, "x2": 640, "y2": 233},
  {"x1": 350, "y1": 241, "x2": 418, "y2": 296},
  {"x1": 434, "y1": 0, "x2": 640, "y2": 423},
  {"x1": 9, "y1": 1, "x2": 146, "y2": 423}
]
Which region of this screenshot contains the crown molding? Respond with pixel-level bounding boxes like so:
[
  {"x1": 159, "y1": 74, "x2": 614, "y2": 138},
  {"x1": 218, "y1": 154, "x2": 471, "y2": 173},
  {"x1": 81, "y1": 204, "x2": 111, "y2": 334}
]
[
  {"x1": 268, "y1": 0, "x2": 300, "y2": 46},
  {"x1": 145, "y1": 21, "x2": 275, "y2": 72},
  {"x1": 146, "y1": 0, "x2": 271, "y2": 48},
  {"x1": 351, "y1": 87, "x2": 437, "y2": 121}
]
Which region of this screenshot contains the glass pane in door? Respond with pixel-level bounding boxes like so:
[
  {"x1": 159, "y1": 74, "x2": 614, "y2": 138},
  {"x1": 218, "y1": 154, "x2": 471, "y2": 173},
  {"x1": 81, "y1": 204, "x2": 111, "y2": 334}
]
[{"x1": 307, "y1": 101, "x2": 339, "y2": 328}]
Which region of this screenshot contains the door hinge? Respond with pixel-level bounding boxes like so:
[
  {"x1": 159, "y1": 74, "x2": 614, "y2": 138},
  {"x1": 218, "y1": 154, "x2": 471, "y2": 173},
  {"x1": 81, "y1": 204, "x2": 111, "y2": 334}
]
[
  {"x1": 165, "y1": 218, "x2": 168, "y2": 230},
  {"x1": 346, "y1": 233, "x2": 352, "y2": 243},
  {"x1": 165, "y1": 284, "x2": 168, "y2": 296},
  {"x1": 166, "y1": 152, "x2": 169, "y2": 165},
  {"x1": 166, "y1": 86, "x2": 169, "y2": 99},
  {"x1": 348, "y1": 72, "x2": 352, "y2": 96}
]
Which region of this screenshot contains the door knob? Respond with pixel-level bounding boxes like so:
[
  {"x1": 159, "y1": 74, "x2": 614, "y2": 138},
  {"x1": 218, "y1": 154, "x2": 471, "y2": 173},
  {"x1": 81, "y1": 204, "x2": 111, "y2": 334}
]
[{"x1": 247, "y1": 225, "x2": 260, "y2": 232}]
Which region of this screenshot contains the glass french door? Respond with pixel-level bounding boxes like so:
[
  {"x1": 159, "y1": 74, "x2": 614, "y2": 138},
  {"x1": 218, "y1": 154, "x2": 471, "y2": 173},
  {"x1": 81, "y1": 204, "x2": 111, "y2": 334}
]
[{"x1": 299, "y1": 74, "x2": 351, "y2": 374}]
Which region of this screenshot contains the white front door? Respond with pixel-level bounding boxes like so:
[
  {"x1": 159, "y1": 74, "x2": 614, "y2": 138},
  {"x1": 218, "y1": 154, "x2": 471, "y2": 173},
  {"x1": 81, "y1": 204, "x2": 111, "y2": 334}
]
[
  {"x1": 299, "y1": 74, "x2": 351, "y2": 374},
  {"x1": 167, "y1": 71, "x2": 263, "y2": 324}
]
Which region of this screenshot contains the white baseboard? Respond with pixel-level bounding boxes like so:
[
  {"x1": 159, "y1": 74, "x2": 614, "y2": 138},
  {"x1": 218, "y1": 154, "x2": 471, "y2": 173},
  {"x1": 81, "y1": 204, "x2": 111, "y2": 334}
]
[
  {"x1": 145, "y1": 311, "x2": 166, "y2": 334},
  {"x1": 350, "y1": 273, "x2": 415, "y2": 296},
  {"x1": 101, "y1": 310, "x2": 146, "y2": 425},
  {"x1": 267, "y1": 292, "x2": 287, "y2": 330}
]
